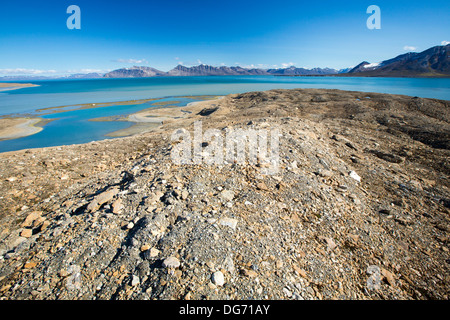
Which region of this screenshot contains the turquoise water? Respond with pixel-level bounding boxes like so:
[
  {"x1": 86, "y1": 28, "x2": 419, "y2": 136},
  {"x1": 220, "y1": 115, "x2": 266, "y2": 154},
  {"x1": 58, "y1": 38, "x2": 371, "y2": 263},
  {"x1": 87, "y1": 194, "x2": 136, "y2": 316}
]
[
  {"x1": 0, "y1": 76, "x2": 449, "y2": 152},
  {"x1": 0, "y1": 97, "x2": 197, "y2": 153}
]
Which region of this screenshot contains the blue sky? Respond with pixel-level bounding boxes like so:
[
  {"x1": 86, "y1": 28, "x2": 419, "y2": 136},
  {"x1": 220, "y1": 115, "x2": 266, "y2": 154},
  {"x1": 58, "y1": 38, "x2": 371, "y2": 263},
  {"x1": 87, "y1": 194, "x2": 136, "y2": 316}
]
[{"x1": 0, "y1": 0, "x2": 449, "y2": 76}]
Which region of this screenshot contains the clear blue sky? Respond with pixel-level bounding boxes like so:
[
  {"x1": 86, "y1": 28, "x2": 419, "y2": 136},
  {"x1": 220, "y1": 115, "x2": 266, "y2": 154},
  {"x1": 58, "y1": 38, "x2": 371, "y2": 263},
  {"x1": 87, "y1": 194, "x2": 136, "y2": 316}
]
[{"x1": 0, "y1": 0, "x2": 449, "y2": 76}]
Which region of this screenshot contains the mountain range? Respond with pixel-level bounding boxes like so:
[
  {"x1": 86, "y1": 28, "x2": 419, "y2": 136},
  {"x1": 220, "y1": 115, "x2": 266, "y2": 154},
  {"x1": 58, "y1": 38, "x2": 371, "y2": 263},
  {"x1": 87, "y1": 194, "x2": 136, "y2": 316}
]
[
  {"x1": 345, "y1": 44, "x2": 450, "y2": 77},
  {"x1": 102, "y1": 65, "x2": 344, "y2": 78},
  {"x1": 101, "y1": 44, "x2": 450, "y2": 78},
  {"x1": 1, "y1": 44, "x2": 448, "y2": 80}
]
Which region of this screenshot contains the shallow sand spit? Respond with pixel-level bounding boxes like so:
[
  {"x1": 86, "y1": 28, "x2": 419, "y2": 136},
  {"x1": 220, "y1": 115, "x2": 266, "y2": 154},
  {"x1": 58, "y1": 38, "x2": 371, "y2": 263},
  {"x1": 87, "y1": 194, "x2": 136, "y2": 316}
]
[
  {"x1": 0, "y1": 83, "x2": 39, "y2": 92},
  {"x1": 0, "y1": 88, "x2": 448, "y2": 300},
  {"x1": 0, "y1": 118, "x2": 45, "y2": 141},
  {"x1": 100, "y1": 97, "x2": 223, "y2": 137}
]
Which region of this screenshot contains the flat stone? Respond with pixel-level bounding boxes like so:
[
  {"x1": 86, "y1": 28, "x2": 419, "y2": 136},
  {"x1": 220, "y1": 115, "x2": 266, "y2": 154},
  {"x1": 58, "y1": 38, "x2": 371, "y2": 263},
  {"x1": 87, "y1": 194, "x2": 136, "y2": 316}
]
[
  {"x1": 20, "y1": 229, "x2": 33, "y2": 238},
  {"x1": 86, "y1": 188, "x2": 119, "y2": 212},
  {"x1": 149, "y1": 247, "x2": 161, "y2": 258},
  {"x1": 218, "y1": 190, "x2": 234, "y2": 202},
  {"x1": 21, "y1": 211, "x2": 42, "y2": 228},
  {"x1": 219, "y1": 217, "x2": 238, "y2": 230},
  {"x1": 162, "y1": 256, "x2": 180, "y2": 268},
  {"x1": 241, "y1": 269, "x2": 258, "y2": 278},
  {"x1": 111, "y1": 198, "x2": 123, "y2": 214},
  {"x1": 256, "y1": 182, "x2": 269, "y2": 191}
]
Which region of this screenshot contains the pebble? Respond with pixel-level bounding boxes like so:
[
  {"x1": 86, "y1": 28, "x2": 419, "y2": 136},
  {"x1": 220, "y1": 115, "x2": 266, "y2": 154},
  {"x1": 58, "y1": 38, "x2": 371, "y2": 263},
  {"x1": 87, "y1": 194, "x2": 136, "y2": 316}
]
[
  {"x1": 283, "y1": 287, "x2": 292, "y2": 298},
  {"x1": 149, "y1": 247, "x2": 160, "y2": 258},
  {"x1": 21, "y1": 211, "x2": 42, "y2": 228},
  {"x1": 241, "y1": 269, "x2": 258, "y2": 278},
  {"x1": 211, "y1": 271, "x2": 225, "y2": 286},
  {"x1": 112, "y1": 198, "x2": 123, "y2": 214},
  {"x1": 86, "y1": 188, "x2": 119, "y2": 212},
  {"x1": 162, "y1": 256, "x2": 180, "y2": 268},
  {"x1": 20, "y1": 229, "x2": 33, "y2": 238},
  {"x1": 381, "y1": 268, "x2": 395, "y2": 286},
  {"x1": 219, "y1": 217, "x2": 238, "y2": 230},
  {"x1": 218, "y1": 190, "x2": 234, "y2": 202},
  {"x1": 349, "y1": 171, "x2": 361, "y2": 182},
  {"x1": 131, "y1": 275, "x2": 140, "y2": 286},
  {"x1": 256, "y1": 182, "x2": 269, "y2": 191}
]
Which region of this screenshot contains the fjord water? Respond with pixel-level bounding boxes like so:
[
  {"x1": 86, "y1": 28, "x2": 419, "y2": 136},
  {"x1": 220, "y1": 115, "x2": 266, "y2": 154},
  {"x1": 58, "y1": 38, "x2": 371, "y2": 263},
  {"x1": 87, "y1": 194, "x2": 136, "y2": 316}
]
[{"x1": 0, "y1": 76, "x2": 449, "y2": 152}]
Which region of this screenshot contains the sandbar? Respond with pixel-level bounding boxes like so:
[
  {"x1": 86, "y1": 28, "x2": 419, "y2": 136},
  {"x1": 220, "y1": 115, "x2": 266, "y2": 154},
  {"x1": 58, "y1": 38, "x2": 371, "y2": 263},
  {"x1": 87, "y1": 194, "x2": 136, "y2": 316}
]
[
  {"x1": 0, "y1": 117, "x2": 49, "y2": 140},
  {"x1": 95, "y1": 96, "x2": 223, "y2": 137},
  {"x1": 0, "y1": 83, "x2": 39, "y2": 92}
]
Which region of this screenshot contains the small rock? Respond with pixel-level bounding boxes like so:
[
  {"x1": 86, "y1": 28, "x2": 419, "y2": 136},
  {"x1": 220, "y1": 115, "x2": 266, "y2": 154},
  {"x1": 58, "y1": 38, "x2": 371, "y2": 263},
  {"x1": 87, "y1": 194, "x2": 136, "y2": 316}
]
[
  {"x1": 111, "y1": 198, "x2": 123, "y2": 214},
  {"x1": 349, "y1": 171, "x2": 361, "y2": 182},
  {"x1": 256, "y1": 182, "x2": 269, "y2": 191},
  {"x1": 86, "y1": 188, "x2": 119, "y2": 212},
  {"x1": 345, "y1": 142, "x2": 358, "y2": 151},
  {"x1": 211, "y1": 271, "x2": 225, "y2": 286},
  {"x1": 181, "y1": 190, "x2": 189, "y2": 200},
  {"x1": 162, "y1": 256, "x2": 180, "y2": 268},
  {"x1": 292, "y1": 265, "x2": 307, "y2": 278},
  {"x1": 224, "y1": 256, "x2": 235, "y2": 273},
  {"x1": 21, "y1": 211, "x2": 42, "y2": 228},
  {"x1": 325, "y1": 237, "x2": 337, "y2": 250},
  {"x1": 317, "y1": 169, "x2": 333, "y2": 178},
  {"x1": 276, "y1": 260, "x2": 284, "y2": 269},
  {"x1": 381, "y1": 268, "x2": 395, "y2": 286},
  {"x1": 131, "y1": 275, "x2": 140, "y2": 286},
  {"x1": 219, "y1": 217, "x2": 238, "y2": 230},
  {"x1": 283, "y1": 287, "x2": 292, "y2": 298},
  {"x1": 218, "y1": 190, "x2": 234, "y2": 202},
  {"x1": 241, "y1": 269, "x2": 258, "y2": 278},
  {"x1": 366, "y1": 265, "x2": 381, "y2": 290},
  {"x1": 24, "y1": 261, "x2": 37, "y2": 269},
  {"x1": 20, "y1": 229, "x2": 33, "y2": 238}
]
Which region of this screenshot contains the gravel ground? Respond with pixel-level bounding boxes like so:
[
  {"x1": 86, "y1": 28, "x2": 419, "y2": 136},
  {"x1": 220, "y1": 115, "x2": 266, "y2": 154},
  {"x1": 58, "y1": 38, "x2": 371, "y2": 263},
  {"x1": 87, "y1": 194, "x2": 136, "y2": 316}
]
[{"x1": 0, "y1": 88, "x2": 448, "y2": 300}]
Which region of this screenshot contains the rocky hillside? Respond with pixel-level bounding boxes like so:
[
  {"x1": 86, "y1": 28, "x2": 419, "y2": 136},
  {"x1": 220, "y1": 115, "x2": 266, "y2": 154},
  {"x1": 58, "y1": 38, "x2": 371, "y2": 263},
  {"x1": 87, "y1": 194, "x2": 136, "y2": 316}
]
[{"x1": 0, "y1": 89, "x2": 449, "y2": 300}]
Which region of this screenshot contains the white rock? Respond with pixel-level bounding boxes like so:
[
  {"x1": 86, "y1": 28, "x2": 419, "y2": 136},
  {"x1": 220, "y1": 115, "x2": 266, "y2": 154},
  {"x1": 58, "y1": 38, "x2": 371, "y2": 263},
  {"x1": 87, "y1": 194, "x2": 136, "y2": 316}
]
[
  {"x1": 283, "y1": 287, "x2": 292, "y2": 297},
  {"x1": 162, "y1": 256, "x2": 180, "y2": 268},
  {"x1": 349, "y1": 171, "x2": 361, "y2": 182},
  {"x1": 131, "y1": 275, "x2": 140, "y2": 286},
  {"x1": 224, "y1": 256, "x2": 235, "y2": 273},
  {"x1": 219, "y1": 217, "x2": 238, "y2": 230},
  {"x1": 218, "y1": 190, "x2": 234, "y2": 202},
  {"x1": 211, "y1": 271, "x2": 225, "y2": 286},
  {"x1": 149, "y1": 247, "x2": 160, "y2": 258}
]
